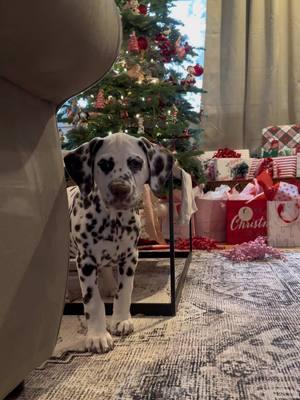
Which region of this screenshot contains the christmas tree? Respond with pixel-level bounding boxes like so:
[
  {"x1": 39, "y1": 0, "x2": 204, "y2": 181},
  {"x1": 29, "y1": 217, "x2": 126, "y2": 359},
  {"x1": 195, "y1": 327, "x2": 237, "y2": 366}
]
[{"x1": 58, "y1": 0, "x2": 206, "y2": 184}]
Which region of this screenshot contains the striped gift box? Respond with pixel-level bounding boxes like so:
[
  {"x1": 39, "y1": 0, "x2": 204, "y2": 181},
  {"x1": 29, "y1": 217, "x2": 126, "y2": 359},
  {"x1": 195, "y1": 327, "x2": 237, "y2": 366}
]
[{"x1": 247, "y1": 156, "x2": 297, "y2": 179}]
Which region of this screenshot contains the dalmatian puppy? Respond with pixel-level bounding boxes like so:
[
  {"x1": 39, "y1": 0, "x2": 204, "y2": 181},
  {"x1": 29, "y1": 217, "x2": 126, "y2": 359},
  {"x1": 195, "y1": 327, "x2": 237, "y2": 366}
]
[{"x1": 64, "y1": 132, "x2": 173, "y2": 353}]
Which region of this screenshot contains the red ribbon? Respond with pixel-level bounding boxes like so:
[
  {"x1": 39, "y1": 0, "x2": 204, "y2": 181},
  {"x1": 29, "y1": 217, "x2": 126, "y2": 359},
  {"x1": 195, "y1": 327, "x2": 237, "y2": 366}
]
[
  {"x1": 256, "y1": 157, "x2": 274, "y2": 177},
  {"x1": 213, "y1": 148, "x2": 241, "y2": 158}
]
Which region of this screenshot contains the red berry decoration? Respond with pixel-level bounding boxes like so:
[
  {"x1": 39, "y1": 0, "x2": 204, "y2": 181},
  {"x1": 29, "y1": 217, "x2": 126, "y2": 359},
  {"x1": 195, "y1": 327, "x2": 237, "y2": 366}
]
[
  {"x1": 176, "y1": 236, "x2": 224, "y2": 251},
  {"x1": 138, "y1": 4, "x2": 147, "y2": 15}
]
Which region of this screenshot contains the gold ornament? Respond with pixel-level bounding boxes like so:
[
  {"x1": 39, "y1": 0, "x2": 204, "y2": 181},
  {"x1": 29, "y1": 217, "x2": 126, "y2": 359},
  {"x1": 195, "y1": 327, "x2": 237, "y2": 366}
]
[{"x1": 127, "y1": 64, "x2": 145, "y2": 82}]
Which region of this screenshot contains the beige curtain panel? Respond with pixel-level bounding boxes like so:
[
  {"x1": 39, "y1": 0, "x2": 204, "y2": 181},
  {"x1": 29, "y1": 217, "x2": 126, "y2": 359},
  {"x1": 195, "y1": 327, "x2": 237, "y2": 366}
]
[{"x1": 201, "y1": 0, "x2": 300, "y2": 151}]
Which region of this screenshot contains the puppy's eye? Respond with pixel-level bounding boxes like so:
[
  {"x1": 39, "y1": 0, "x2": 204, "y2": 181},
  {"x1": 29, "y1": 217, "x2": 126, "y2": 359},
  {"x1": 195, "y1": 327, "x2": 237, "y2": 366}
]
[
  {"x1": 98, "y1": 157, "x2": 115, "y2": 174},
  {"x1": 127, "y1": 157, "x2": 143, "y2": 173}
]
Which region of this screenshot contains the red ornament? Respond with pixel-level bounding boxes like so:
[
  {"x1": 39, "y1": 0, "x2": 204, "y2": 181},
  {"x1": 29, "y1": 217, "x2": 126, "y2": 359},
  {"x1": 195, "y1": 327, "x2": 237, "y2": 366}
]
[
  {"x1": 187, "y1": 64, "x2": 204, "y2": 77},
  {"x1": 128, "y1": 31, "x2": 139, "y2": 52},
  {"x1": 95, "y1": 89, "x2": 105, "y2": 109},
  {"x1": 138, "y1": 4, "x2": 147, "y2": 14},
  {"x1": 194, "y1": 64, "x2": 204, "y2": 76},
  {"x1": 137, "y1": 36, "x2": 148, "y2": 51}
]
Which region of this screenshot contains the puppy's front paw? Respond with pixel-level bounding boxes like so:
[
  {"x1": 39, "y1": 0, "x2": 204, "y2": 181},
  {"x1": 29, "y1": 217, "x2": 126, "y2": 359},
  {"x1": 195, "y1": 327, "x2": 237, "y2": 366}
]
[
  {"x1": 85, "y1": 331, "x2": 114, "y2": 353},
  {"x1": 110, "y1": 319, "x2": 134, "y2": 336}
]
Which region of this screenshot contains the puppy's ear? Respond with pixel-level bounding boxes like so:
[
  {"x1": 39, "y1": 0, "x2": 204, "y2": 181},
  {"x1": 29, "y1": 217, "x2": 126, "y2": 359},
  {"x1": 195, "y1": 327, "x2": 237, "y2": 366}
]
[
  {"x1": 64, "y1": 138, "x2": 104, "y2": 195},
  {"x1": 138, "y1": 137, "x2": 173, "y2": 196}
]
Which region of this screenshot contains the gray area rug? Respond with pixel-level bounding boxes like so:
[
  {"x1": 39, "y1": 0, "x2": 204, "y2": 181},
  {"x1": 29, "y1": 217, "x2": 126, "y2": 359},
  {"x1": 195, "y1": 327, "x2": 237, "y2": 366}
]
[{"x1": 11, "y1": 251, "x2": 300, "y2": 400}]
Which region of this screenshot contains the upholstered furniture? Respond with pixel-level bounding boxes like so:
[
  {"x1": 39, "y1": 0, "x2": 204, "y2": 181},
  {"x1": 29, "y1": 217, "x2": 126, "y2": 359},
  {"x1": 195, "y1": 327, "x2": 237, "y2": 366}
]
[{"x1": 0, "y1": 1, "x2": 121, "y2": 398}]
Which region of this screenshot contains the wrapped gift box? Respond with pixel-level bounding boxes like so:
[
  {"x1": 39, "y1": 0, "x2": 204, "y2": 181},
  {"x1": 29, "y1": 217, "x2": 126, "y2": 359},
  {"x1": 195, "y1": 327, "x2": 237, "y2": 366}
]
[
  {"x1": 210, "y1": 158, "x2": 252, "y2": 181},
  {"x1": 247, "y1": 156, "x2": 297, "y2": 179},
  {"x1": 262, "y1": 125, "x2": 300, "y2": 152}
]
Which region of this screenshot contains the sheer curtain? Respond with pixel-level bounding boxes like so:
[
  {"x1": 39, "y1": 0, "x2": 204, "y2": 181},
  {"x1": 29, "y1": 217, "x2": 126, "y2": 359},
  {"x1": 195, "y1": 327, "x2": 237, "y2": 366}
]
[{"x1": 201, "y1": 0, "x2": 300, "y2": 151}]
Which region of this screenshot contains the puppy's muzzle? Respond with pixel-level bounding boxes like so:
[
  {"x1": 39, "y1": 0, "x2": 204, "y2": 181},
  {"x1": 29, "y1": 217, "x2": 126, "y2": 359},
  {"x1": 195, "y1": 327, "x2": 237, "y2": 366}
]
[{"x1": 108, "y1": 180, "x2": 131, "y2": 199}]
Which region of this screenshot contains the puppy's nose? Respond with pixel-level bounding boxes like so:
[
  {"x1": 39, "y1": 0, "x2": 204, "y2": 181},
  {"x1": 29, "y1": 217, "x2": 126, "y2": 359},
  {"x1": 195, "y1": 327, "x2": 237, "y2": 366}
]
[{"x1": 108, "y1": 180, "x2": 131, "y2": 198}]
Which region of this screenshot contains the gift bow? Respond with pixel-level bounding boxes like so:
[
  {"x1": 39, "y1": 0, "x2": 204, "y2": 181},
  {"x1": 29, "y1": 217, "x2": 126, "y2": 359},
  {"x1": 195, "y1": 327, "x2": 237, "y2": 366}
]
[{"x1": 255, "y1": 157, "x2": 278, "y2": 178}]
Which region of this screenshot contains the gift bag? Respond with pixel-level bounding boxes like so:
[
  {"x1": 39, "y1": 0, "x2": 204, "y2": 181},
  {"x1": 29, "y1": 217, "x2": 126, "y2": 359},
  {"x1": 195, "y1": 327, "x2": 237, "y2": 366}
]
[
  {"x1": 226, "y1": 199, "x2": 267, "y2": 244},
  {"x1": 267, "y1": 200, "x2": 300, "y2": 247},
  {"x1": 194, "y1": 198, "x2": 227, "y2": 242}
]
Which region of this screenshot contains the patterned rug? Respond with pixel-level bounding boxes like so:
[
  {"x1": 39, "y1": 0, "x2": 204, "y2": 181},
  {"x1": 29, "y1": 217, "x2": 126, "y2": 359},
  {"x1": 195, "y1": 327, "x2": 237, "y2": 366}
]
[{"x1": 10, "y1": 251, "x2": 300, "y2": 400}]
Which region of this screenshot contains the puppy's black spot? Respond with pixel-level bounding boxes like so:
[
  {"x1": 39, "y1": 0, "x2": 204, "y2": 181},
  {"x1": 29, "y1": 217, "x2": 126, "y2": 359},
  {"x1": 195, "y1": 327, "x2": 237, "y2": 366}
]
[
  {"x1": 75, "y1": 224, "x2": 80, "y2": 232},
  {"x1": 82, "y1": 264, "x2": 95, "y2": 276},
  {"x1": 119, "y1": 283, "x2": 123, "y2": 290},
  {"x1": 98, "y1": 157, "x2": 115, "y2": 175},
  {"x1": 85, "y1": 312, "x2": 90, "y2": 320},
  {"x1": 86, "y1": 213, "x2": 93, "y2": 219},
  {"x1": 81, "y1": 232, "x2": 88, "y2": 239},
  {"x1": 119, "y1": 266, "x2": 124, "y2": 275},
  {"x1": 83, "y1": 287, "x2": 93, "y2": 304},
  {"x1": 86, "y1": 224, "x2": 93, "y2": 232},
  {"x1": 115, "y1": 294, "x2": 119, "y2": 300},
  {"x1": 153, "y1": 156, "x2": 164, "y2": 176},
  {"x1": 83, "y1": 198, "x2": 91, "y2": 209},
  {"x1": 127, "y1": 156, "x2": 143, "y2": 173},
  {"x1": 126, "y1": 267, "x2": 134, "y2": 276}
]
